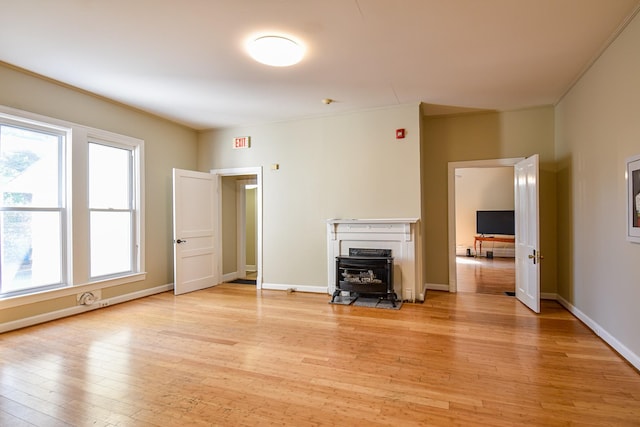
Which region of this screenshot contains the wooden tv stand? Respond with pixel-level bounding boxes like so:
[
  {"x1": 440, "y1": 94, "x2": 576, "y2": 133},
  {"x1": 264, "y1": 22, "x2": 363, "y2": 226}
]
[{"x1": 474, "y1": 235, "x2": 515, "y2": 257}]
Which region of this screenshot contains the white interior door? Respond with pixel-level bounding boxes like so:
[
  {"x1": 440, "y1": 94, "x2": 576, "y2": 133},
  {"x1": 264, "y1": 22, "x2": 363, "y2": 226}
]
[
  {"x1": 173, "y1": 168, "x2": 218, "y2": 295},
  {"x1": 514, "y1": 155, "x2": 541, "y2": 313}
]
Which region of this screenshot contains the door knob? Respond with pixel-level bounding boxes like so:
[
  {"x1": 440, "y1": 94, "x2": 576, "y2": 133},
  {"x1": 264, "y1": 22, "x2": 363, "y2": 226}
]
[
  {"x1": 528, "y1": 250, "x2": 543, "y2": 264},
  {"x1": 176, "y1": 239, "x2": 187, "y2": 244}
]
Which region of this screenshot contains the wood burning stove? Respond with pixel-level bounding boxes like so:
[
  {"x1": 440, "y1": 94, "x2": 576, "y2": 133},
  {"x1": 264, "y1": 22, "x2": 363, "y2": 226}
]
[{"x1": 331, "y1": 248, "x2": 397, "y2": 306}]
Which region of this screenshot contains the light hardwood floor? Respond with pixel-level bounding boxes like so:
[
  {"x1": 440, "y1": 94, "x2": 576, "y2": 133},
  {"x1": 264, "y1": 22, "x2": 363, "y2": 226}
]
[
  {"x1": 457, "y1": 256, "x2": 515, "y2": 295},
  {"x1": 1, "y1": 285, "x2": 639, "y2": 426}
]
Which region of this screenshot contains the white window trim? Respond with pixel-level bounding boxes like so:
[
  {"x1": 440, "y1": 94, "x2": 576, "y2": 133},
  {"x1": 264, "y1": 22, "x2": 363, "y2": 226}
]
[
  {"x1": 0, "y1": 105, "x2": 145, "y2": 299},
  {"x1": 86, "y1": 130, "x2": 145, "y2": 281}
]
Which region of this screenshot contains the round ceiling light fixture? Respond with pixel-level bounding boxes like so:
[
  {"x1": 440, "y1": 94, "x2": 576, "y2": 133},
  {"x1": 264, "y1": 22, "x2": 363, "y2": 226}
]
[{"x1": 246, "y1": 35, "x2": 305, "y2": 67}]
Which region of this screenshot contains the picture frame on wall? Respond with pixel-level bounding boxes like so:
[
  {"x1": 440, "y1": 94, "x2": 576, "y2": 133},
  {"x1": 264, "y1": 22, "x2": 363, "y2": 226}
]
[{"x1": 626, "y1": 154, "x2": 640, "y2": 243}]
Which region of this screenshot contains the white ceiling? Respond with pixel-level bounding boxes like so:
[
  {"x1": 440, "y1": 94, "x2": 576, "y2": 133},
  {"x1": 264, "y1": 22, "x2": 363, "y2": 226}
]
[{"x1": 1, "y1": 0, "x2": 639, "y2": 130}]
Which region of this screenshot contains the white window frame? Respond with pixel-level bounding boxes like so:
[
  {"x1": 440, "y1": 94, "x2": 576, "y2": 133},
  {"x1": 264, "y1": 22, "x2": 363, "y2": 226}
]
[
  {"x1": 0, "y1": 117, "x2": 69, "y2": 295},
  {"x1": 0, "y1": 105, "x2": 145, "y2": 301},
  {"x1": 87, "y1": 134, "x2": 144, "y2": 282}
]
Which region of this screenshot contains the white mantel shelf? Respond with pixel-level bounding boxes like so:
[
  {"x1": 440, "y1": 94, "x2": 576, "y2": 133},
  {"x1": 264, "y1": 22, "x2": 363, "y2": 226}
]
[
  {"x1": 327, "y1": 218, "x2": 419, "y2": 224},
  {"x1": 327, "y1": 218, "x2": 419, "y2": 242},
  {"x1": 326, "y1": 218, "x2": 423, "y2": 302}
]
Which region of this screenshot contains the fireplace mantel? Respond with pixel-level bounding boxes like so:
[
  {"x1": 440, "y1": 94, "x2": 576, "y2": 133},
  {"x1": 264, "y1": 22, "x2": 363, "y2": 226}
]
[
  {"x1": 327, "y1": 218, "x2": 417, "y2": 241},
  {"x1": 326, "y1": 218, "x2": 423, "y2": 302}
]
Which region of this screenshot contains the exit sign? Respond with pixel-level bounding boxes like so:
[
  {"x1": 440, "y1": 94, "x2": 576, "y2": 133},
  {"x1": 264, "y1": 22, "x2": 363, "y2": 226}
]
[{"x1": 233, "y1": 136, "x2": 250, "y2": 149}]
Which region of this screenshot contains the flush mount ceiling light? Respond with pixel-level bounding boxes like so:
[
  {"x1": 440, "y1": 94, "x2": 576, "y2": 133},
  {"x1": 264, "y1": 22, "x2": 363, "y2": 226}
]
[{"x1": 246, "y1": 35, "x2": 305, "y2": 67}]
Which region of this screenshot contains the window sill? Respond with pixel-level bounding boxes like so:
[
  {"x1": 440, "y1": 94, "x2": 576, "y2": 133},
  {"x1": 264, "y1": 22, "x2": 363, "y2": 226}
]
[{"x1": 0, "y1": 272, "x2": 147, "y2": 309}]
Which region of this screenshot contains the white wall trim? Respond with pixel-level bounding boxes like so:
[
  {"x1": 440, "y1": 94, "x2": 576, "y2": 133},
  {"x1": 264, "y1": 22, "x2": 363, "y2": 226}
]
[
  {"x1": 0, "y1": 284, "x2": 172, "y2": 334},
  {"x1": 425, "y1": 283, "x2": 449, "y2": 292},
  {"x1": 262, "y1": 283, "x2": 327, "y2": 294},
  {"x1": 556, "y1": 295, "x2": 640, "y2": 371}
]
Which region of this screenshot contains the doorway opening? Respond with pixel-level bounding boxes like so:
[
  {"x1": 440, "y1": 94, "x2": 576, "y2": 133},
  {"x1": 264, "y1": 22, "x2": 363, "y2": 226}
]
[
  {"x1": 454, "y1": 167, "x2": 515, "y2": 295},
  {"x1": 447, "y1": 158, "x2": 523, "y2": 294},
  {"x1": 240, "y1": 181, "x2": 258, "y2": 282},
  {"x1": 212, "y1": 167, "x2": 263, "y2": 289},
  {"x1": 220, "y1": 174, "x2": 259, "y2": 286}
]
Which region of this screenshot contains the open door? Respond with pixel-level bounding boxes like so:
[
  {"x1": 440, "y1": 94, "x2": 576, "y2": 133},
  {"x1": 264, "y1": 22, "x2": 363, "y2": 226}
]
[
  {"x1": 514, "y1": 155, "x2": 541, "y2": 313},
  {"x1": 172, "y1": 168, "x2": 219, "y2": 295}
]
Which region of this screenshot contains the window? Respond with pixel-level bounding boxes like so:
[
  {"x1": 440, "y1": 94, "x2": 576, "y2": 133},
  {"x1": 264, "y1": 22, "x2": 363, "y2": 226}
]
[
  {"x1": 0, "y1": 106, "x2": 144, "y2": 298},
  {"x1": 0, "y1": 123, "x2": 66, "y2": 295},
  {"x1": 89, "y1": 142, "x2": 135, "y2": 279}
]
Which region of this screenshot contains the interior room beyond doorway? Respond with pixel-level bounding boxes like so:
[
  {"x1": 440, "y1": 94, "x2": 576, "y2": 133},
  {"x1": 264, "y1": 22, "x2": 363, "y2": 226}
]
[
  {"x1": 454, "y1": 166, "x2": 515, "y2": 295},
  {"x1": 456, "y1": 256, "x2": 515, "y2": 295},
  {"x1": 220, "y1": 173, "x2": 259, "y2": 285}
]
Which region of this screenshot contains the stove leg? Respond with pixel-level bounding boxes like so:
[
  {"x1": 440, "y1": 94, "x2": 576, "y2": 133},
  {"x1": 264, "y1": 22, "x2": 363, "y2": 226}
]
[{"x1": 382, "y1": 293, "x2": 397, "y2": 307}]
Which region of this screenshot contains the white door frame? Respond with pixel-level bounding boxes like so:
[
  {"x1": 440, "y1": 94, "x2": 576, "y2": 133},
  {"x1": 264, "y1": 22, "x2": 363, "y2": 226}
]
[
  {"x1": 211, "y1": 167, "x2": 263, "y2": 289},
  {"x1": 447, "y1": 158, "x2": 523, "y2": 293}
]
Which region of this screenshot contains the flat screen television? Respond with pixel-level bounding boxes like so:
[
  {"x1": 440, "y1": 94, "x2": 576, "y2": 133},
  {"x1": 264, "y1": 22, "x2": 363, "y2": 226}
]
[{"x1": 476, "y1": 210, "x2": 515, "y2": 236}]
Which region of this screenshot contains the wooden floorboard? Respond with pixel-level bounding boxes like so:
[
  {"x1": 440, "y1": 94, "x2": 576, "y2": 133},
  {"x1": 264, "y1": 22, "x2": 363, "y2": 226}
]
[
  {"x1": 456, "y1": 255, "x2": 515, "y2": 295},
  {"x1": 1, "y1": 285, "x2": 639, "y2": 426}
]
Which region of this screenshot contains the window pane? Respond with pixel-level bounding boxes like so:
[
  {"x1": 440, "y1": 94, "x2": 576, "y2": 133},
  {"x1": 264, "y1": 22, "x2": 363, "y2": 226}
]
[
  {"x1": 1, "y1": 211, "x2": 62, "y2": 294},
  {"x1": 0, "y1": 125, "x2": 61, "y2": 208},
  {"x1": 89, "y1": 143, "x2": 131, "y2": 209},
  {"x1": 90, "y1": 211, "x2": 132, "y2": 277}
]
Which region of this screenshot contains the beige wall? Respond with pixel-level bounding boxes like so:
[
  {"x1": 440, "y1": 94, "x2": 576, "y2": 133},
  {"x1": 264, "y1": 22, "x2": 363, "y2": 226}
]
[
  {"x1": 422, "y1": 106, "x2": 557, "y2": 292},
  {"x1": 0, "y1": 63, "x2": 198, "y2": 324},
  {"x1": 455, "y1": 167, "x2": 514, "y2": 253},
  {"x1": 555, "y1": 11, "x2": 640, "y2": 359},
  {"x1": 198, "y1": 104, "x2": 422, "y2": 288}
]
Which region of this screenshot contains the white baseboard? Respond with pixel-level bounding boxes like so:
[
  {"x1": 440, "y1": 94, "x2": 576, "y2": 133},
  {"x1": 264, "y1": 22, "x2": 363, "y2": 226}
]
[
  {"x1": 426, "y1": 283, "x2": 449, "y2": 292},
  {"x1": 262, "y1": 283, "x2": 328, "y2": 294},
  {"x1": 0, "y1": 284, "x2": 172, "y2": 334},
  {"x1": 556, "y1": 294, "x2": 640, "y2": 371}
]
